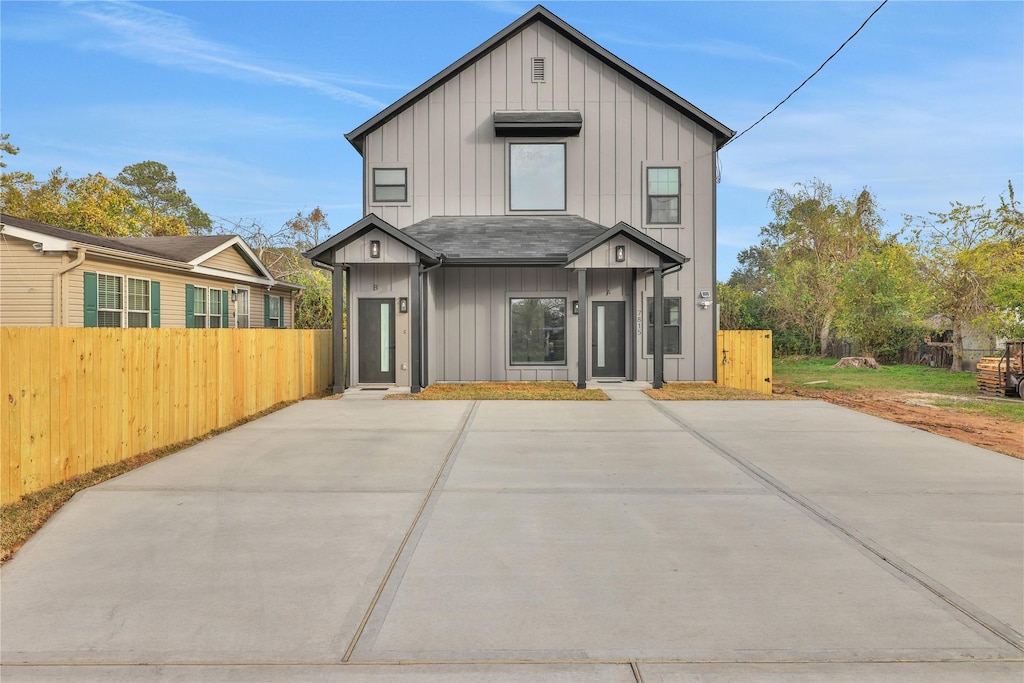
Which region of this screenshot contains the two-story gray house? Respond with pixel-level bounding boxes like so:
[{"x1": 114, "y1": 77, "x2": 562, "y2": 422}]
[{"x1": 306, "y1": 5, "x2": 733, "y2": 393}]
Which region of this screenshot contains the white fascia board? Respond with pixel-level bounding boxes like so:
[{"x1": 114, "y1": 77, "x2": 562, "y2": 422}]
[
  {"x1": 192, "y1": 264, "x2": 275, "y2": 287},
  {"x1": 0, "y1": 224, "x2": 74, "y2": 252},
  {"x1": 189, "y1": 236, "x2": 274, "y2": 280}
]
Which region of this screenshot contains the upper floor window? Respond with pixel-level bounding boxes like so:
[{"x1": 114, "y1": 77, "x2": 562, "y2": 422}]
[
  {"x1": 373, "y1": 168, "x2": 407, "y2": 202},
  {"x1": 509, "y1": 143, "x2": 565, "y2": 211},
  {"x1": 647, "y1": 167, "x2": 680, "y2": 224}
]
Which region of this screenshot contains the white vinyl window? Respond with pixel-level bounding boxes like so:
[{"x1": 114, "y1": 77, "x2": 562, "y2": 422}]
[
  {"x1": 235, "y1": 287, "x2": 250, "y2": 328},
  {"x1": 192, "y1": 286, "x2": 208, "y2": 328},
  {"x1": 209, "y1": 288, "x2": 223, "y2": 328},
  {"x1": 97, "y1": 274, "x2": 123, "y2": 327},
  {"x1": 267, "y1": 295, "x2": 281, "y2": 329},
  {"x1": 126, "y1": 277, "x2": 151, "y2": 328}
]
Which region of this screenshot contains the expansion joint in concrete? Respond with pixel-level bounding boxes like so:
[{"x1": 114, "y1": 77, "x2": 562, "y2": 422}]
[
  {"x1": 341, "y1": 401, "x2": 479, "y2": 662},
  {"x1": 645, "y1": 400, "x2": 1024, "y2": 656}
]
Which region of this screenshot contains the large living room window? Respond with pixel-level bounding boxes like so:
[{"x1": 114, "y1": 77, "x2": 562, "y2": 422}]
[
  {"x1": 509, "y1": 297, "x2": 566, "y2": 365},
  {"x1": 509, "y1": 143, "x2": 565, "y2": 211}
]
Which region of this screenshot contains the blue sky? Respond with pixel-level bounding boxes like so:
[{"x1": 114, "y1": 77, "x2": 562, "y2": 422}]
[{"x1": 2, "y1": 1, "x2": 1021, "y2": 279}]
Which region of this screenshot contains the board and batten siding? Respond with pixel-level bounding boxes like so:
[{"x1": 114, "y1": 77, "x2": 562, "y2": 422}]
[
  {"x1": 359, "y1": 20, "x2": 718, "y2": 381},
  {"x1": 348, "y1": 264, "x2": 412, "y2": 386},
  {"x1": 0, "y1": 236, "x2": 62, "y2": 326}
]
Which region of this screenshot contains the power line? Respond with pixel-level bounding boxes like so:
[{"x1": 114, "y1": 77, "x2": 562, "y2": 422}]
[{"x1": 722, "y1": 0, "x2": 889, "y2": 148}]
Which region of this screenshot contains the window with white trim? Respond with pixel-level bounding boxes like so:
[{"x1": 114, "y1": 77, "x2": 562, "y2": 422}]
[
  {"x1": 267, "y1": 295, "x2": 281, "y2": 329},
  {"x1": 235, "y1": 287, "x2": 250, "y2": 328},
  {"x1": 97, "y1": 274, "x2": 123, "y2": 327},
  {"x1": 192, "y1": 286, "x2": 208, "y2": 328},
  {"x1": 209, "y1": 288, "x2": 223, "y2": 328},
  {"x1": 126, "y1": 277, "x2": 151, "y2": 328}
]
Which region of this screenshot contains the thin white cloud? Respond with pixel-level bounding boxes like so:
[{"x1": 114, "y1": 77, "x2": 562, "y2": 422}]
[
  {"x1": 598, "y1": 35, "x2": 800, "y2": 67},
  {"x1": 72, "y1": 2, "x2": 389, "y2": 108}
]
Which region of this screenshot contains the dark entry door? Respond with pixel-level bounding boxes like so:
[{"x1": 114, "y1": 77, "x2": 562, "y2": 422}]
[
  {"x1": 359, "y1": 299, "x2": 396, "y2": 383},
  {"x1": 592, "y1": 301, "x2": 626, "y2": 377}
]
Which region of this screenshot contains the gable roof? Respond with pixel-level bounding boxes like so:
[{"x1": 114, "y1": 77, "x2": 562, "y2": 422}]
[
  {"x1": 403, "y1": 215, "x2": 606, "y2": 265},
  {"x1": 346, "y1": 5, "x2": 733, "y2": 153},
  {"x1": 303, "y1": 214, "x2": 440, "y2": 266},
  {"x1": 566, "y1": 221, "x2": 689, "y2": 266},
  {"x1": 0, "y1": 213, "x2": 291, "y2": 288}
]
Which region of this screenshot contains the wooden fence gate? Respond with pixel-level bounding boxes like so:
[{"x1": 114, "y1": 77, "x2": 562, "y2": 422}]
[{"x1": 717, "y1": 330, "x2": 773, "y2": 395}]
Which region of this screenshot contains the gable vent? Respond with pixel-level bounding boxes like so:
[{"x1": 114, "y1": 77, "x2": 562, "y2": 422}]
[{"x1": 531, "y1": 57, "x2": 546, "y2": 83}]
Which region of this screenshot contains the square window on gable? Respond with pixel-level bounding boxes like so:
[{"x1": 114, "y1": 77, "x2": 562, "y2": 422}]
[
  {"x1": 372, "y1": 168, "x2": 407, "y2": 203},
  {"x1": 510, "y1": 143, "x2": 565, "y2": 211},
  {"x1": 647, "y1": 166, "x2": 680, "y2": 224}
]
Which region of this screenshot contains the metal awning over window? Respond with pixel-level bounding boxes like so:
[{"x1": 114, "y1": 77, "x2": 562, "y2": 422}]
[{"x1": 493, "y1": 110, "x2": 583, "y2": 137}]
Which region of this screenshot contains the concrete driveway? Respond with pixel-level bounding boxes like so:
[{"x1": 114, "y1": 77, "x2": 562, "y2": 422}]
[{"x1": 2, "y1": 396, "x2": 1022, "y2": 682}]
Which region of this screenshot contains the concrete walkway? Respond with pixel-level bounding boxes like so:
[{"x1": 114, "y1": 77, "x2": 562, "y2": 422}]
[{"x1": 2, "y1": 395, "x2": 1022, "y2": 682}]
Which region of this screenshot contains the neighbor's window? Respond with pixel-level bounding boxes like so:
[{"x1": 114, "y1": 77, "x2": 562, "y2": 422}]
[
  {"x1": 267, "y1": 295, "x2": 281, "y2": 329},
  {"x1": 193, "y1": 286, "x2": 208, "y2": 328},
  {"x1": 647, "y1": 297, "x2": 681, "y2": 355},
  {"x1": 235, "y1": 288, "x2": 250, "y2": 328},
  {"x1": 510, "y1": 143, "x2": 565, "y2": 211},
  {"x1": 509, "y1": 297, "x2": 566, "y2": 365},
  {"x1": 209, "y1": 288, "x2": 223, "y2": 328},
  {"x1": 97, "y1": 274, "x2": 123, "y2": 327},
  {"x1": 126, "y1": 277, "x2": 151, "y2": 328},
  {"x1": 372, "y1": 168, "x2": 408, "y2": 203},
  {"x1": 647, "y1": 167, "x2": 680, "y2": 224}
]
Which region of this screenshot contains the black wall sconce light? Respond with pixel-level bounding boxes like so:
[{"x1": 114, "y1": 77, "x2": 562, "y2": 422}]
[
  {"x1": 399, "y1": 297, "x2": 408, "y2": 313},
  {"x1": 572, "y1": 300, "x2": 579, "y2": 315},
  {"x1": 614, "y1": 245, "x2": 626, "y2": 262},
  {"x1": 369, "y1": 240, "x2": 381, "y2": 259}
]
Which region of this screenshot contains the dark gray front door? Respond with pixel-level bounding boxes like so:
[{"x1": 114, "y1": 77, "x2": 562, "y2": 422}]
[
  {"x1": 358, "y1": 299, "x2": 396, "y2": 384},
  {"x1": 592, "y1": 301, "x2": 626, "y2": 377}
]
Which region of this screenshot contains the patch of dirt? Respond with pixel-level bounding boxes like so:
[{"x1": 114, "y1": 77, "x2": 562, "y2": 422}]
[{"x1": 777, "y1": 387, "x2": 1023, "y2": 459}]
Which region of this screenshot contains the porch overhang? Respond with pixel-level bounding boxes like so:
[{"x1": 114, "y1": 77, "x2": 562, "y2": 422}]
[
  {"x1": 565, "y1": 221, "x2": 690, "y2": 269},
  {"x1": 303, "y1": 214, "x2": 440, "y2": 266},
  {"x1": 493, "y1": 110, "x2": 583, "y2": 137}
]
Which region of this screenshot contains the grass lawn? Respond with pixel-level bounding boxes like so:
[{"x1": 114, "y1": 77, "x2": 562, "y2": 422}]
[
  {"x1": 774, "y1": 356, "x2": 1023, "y2": 423},
  {"x1": 774, "y1": 357, "x2": 979, "y2": 394},
  {"x1": 386, "y1": 381, "x2": 609, "y2": 400},
  {"x1": 645, "y1": 383, "x2": 799, "y2": 401}
]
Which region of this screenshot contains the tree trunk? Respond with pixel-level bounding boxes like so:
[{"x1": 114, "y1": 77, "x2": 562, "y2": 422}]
[
  {"x1": 951, "y1": 319, "x2": 964, "y2": 372},
  {"x1": 819, "y1": 310, "x2": 834, "y2": 356}
]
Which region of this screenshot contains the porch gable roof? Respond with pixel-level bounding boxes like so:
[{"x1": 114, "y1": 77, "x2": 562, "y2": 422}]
[
  {"x1": 566, "y1": 221, "x2": 690, "y2": 267},
  {"x1": 303, "y1": 213, "x2": 440, "y2": 266}
]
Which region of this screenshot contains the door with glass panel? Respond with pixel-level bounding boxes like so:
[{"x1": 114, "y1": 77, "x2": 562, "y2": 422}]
[
  {"x1": 358, "y1": 299, "x2": 396, "y2": 384},
  {"x1": 592, "y1": 301, "x2": 626, "y2": 377}
]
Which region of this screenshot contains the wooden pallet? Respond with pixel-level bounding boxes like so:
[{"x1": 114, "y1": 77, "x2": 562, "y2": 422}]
[{"x1": 977, "y1": 356, "x2": 1023, "y2": 396}]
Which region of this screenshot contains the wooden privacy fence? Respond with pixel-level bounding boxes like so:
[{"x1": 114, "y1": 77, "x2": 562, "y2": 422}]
[
  {"x1": 717, "y1": 330, "x2": 773, "y2": 395},
  {"x1": 1, "y1": 328, "x2": 332, "y2": 504}
]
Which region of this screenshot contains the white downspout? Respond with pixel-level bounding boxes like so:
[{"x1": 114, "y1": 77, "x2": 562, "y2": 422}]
[{"x1": 53, "y1": 247, "x2": 86, "y2": 326}]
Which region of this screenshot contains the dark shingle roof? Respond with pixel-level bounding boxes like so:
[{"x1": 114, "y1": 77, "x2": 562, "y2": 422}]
[
  {"x1": 404, "y1": 215, "x2": 607, "y2": 263},
  {"x1": 109, "y1": 236, "x2": 236, "y2": 262}
]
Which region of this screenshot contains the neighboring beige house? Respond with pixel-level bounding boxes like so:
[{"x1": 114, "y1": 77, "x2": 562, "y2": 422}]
[
  {"x1": 1, "y1": 214, "x2": 299, "y2": 328},
  {"x1": 306, "y1": 5, "x2": 733, "y2": 392}
]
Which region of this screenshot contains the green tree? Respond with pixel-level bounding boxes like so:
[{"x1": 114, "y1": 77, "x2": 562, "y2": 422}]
[
  {"x1": 0, "y1": 134, "x2": 19, "y2": 169},
  {"x1": 741, "y1": 180, "x2": 883, "y2": 355},
  {"x1": 115, "y1": 161, "x2": 213, "y2": 235},
  {"x1": 906, "y1": 185, "x2": 1021, "y2": 371},
  {"x1": 835, "y1": 237, "x2": 929, "y2": 362}
]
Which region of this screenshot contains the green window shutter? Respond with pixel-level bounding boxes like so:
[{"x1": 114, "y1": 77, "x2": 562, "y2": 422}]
[
  {"x1": 264, "y1": 294, "x2": 271, "y2": 328},
  {"x1": 279, "y1": 296, "x2": 285, "y2": 328},
  {"x1": 185, "y1": 284, "x2": 195, "y2": 329},
  {"x1": 83, "y1": 272, "x2": 98, "y2": 327},
  {"x1": 222, "y1": 290, "x2": 229, "y2": 328},
  {"x1": 150, "y1": 281, "x2": 161, "y2": 328}
]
